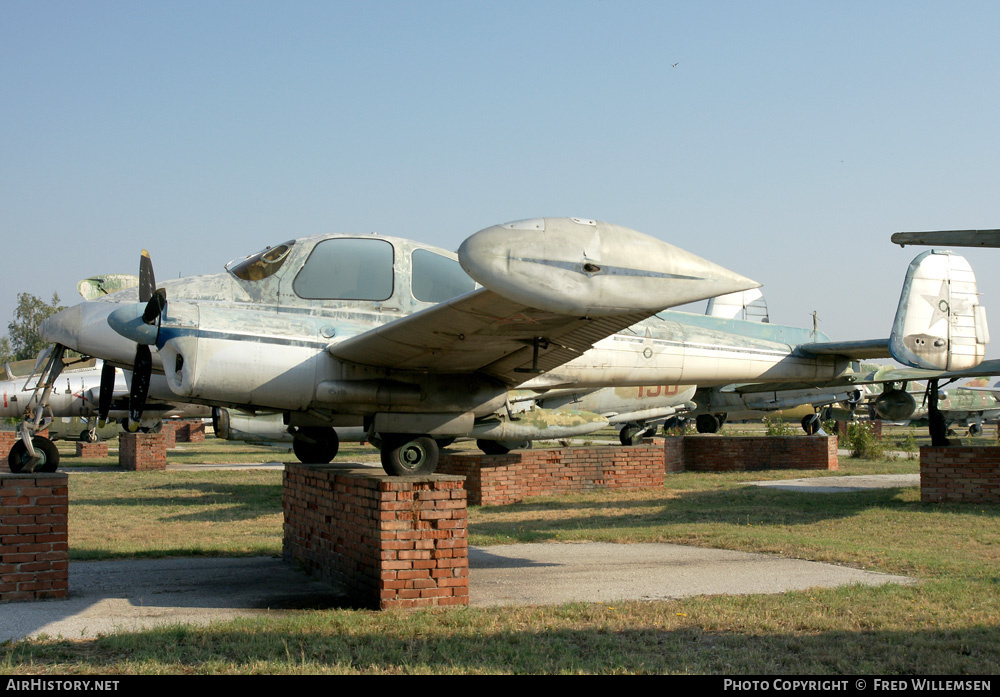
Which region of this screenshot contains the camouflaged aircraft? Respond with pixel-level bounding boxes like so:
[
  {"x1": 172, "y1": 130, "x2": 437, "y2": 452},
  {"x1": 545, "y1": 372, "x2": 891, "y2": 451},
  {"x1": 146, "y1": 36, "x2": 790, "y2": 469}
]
[
  {"x1": 32, "y1": 219, "x2": 989, "y2": 475},
  {"x1": 860, "y1": 370, "x2": 1000, "y2": 436}
]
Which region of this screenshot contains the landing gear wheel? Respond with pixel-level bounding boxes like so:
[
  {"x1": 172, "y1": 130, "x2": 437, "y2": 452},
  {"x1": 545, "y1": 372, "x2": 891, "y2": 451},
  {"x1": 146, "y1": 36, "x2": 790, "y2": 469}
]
[
  {"x1": 381, "y1": 435, "x2": 439, "y2": 476},
  {"x1": 8, "y1": 436, "x2": 60, "y2": 473},
  {"x1": 620, "y1": 425, "x2": 643, "y2": 446},
  {"x1": 478, "y1": 439, "x2": 510, "y2": 455},
  {"x1": 477, "y1": 439, "x2": 529, "y2": 455},
  {"x1": 292, "y1": 427, "x2": 340, "y2": 464},
  {"x1": 695, "y1": 414, "x2": 721, "y2": 434},
  {"x1": 969, "y1": 423, "x2": 983, "y2": 437},
  {"x1": 80, "y1": 429, "x2": 98, "y2": 443},
  {"x1": 801, "y1": 414, "x2": 821, "y2": 435}
]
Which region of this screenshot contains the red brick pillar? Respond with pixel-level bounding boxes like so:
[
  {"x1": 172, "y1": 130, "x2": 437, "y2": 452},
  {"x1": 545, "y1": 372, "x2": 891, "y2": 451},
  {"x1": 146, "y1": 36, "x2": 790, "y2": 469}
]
[
  {"x1": 436, "y1": 444, "x2": 666, "y2": 506},
  {"x1": 0, "y1": 472, "x2": 69, "y2": 601},
  {"x1": 663, "y1": 438, "x2": 685, "y2": 473},
  {"x1": 920, "y1": 446, "x2": 1000, "y2": 503},
  {"x1": 119, "y1": 433, "x2": 167, "y2": 471},
  {"x1": 159, "y1": 421, "x2": 180, "y2": 449},
  {"x1": 0, "y1": 431, "x2": 18, "y2": 460},
  {"x1": 283, "y1": 465, "x2": 468, "y2": 609},
  {"x1": 75, "y1": 441, "x2": 109, "y2": 458},
  {"x1": 178, "y1": 421, "x2": 206, "y2": 443}
]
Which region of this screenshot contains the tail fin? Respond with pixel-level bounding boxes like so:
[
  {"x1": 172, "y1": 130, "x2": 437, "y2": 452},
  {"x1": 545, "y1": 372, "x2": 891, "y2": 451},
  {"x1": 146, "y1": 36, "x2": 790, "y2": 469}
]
[
  {"x1": 889, "y1": 250, "x2": 989, "y2": 371},
  {"x1": 705, "y1": 288, "x2": 770, "y2": 323}
]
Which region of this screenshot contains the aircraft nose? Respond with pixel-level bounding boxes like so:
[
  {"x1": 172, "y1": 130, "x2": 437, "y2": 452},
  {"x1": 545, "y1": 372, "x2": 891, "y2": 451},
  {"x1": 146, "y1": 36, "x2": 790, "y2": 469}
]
[
  {"x1": 40, "y1": 305, "x2": 82, "y2": 347},
  {"x1": 40, "y1": 301, "x2": 142, "y2": 365}
]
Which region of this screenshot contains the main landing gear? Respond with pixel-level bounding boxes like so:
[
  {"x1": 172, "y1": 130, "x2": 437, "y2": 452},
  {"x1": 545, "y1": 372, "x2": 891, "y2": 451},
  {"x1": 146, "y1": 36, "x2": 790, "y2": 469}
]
[
  {"x1": 695, "y1": 413, "x2": 725, "y2": 434},
  {"x1": 291, "y1": 427, "x2": 340, "y2": 464},
  {"x1": 290, "y1": 426, "x2": 441, "y2": 477}
]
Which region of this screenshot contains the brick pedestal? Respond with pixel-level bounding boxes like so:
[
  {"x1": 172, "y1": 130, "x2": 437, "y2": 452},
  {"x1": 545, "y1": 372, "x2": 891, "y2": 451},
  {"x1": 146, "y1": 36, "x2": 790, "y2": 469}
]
[
  {"x1": 176, "y1": 421, "x2": 205, "y2": 443},
  {"x1": 283, "y1": 465, "x2": 468, "y2": 609},
  {"x1": 0, "y1": 473, "x2": 68, "y2": 601},
  {"x1": 0, "y1": 431, "x2": 17, "y2": 458},
  {"x1": 682, "y1": 435, "x2": 838, "y2": 472},
  {"x1": 437, "y1": 443, "x2": 665, "y2": 506},
  {"x1": 119, "y1": 433, "x2": 167, "y2": 471},
  {"x1": 920, "y1": 446, "x2": 1000, "y2": 503},
  {"x1": 75, "y1": 441, "x2": 109, "y2": 458}
]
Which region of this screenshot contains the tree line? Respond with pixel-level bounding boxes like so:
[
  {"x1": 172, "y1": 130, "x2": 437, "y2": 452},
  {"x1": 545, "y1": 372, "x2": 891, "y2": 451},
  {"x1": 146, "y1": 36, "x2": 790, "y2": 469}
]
[{"x1": 0, "y1": 293, "x2": 65, "y2": 366}]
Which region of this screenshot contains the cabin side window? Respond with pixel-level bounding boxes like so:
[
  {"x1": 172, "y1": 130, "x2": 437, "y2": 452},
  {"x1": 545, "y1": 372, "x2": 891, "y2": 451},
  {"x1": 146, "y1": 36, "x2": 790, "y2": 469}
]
[
  {"x1": 410, "y1": 249, "x2": 476, "y2": 303},
  {"x1": 293, "y1": 238, "x2": 395, "y2": 300}
]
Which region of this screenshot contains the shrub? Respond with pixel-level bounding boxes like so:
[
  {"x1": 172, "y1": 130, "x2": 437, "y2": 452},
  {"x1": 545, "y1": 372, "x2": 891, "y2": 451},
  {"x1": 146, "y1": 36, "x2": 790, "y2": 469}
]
[{"x1": 847, "y1": 421, "x2": 885, "y2": 459}]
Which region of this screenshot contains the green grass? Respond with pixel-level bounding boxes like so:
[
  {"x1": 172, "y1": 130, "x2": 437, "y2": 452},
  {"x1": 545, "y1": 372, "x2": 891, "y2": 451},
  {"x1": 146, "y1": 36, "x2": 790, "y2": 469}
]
[{"x1": 5, "y1": 429, "x2": 1000, "y2": 674}]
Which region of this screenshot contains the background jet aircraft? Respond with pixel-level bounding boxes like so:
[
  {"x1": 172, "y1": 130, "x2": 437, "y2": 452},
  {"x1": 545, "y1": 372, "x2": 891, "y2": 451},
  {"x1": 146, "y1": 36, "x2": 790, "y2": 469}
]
[
  {"x1": 35, "y1": 221, "x2": 988, "y2": 475},
  {"x1": 3, "y1": 355, "x2": 211, "y2": 472}
]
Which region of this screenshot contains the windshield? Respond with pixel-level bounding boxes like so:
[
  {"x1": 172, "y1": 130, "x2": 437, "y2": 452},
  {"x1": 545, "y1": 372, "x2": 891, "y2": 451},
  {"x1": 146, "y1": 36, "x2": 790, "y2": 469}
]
[{"x1": 227, "y1": 241, "x2": 295, "y2": 281}]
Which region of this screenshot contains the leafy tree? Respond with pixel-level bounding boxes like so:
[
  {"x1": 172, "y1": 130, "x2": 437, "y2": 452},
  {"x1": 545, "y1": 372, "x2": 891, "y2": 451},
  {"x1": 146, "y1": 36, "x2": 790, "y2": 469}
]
[{"x1": 5, "y1": 293, "x2": 65, "y2": 362}]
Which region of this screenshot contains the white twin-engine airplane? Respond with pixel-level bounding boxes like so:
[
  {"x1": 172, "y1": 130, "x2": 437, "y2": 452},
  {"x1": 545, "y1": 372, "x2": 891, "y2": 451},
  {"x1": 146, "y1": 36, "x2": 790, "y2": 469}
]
[{"x1": 33, "y1": 217, "x2": 988, "y2": 475}]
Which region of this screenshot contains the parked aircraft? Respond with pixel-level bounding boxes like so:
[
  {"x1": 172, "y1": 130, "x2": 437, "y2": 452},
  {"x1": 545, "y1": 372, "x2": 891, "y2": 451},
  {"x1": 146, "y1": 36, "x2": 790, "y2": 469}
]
[
  {"x1": 33, "y1": 219, "x2": 988, "y2": 474},
  {"x1": 862, "y1": 369, "x2": 1000, "y2": 436},
  {"x1": 3, "y1": 356, "x2": 211, "y2": 471}
]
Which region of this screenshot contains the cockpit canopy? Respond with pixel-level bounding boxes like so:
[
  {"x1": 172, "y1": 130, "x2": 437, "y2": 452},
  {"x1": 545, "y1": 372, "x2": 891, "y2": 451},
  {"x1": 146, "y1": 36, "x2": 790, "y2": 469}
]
[
  {"x1": 227, "y1": 242, "x2": 295, "y2": 282},
  {"x1": 226, "y1": 235, "x2": 476, "y2": 307}
]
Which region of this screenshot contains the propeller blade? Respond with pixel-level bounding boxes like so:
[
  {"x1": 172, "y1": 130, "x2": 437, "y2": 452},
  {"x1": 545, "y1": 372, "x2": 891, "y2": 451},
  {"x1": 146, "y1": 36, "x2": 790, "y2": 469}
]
[
  {"x1": 138, "y1": 250, "x2": 156, "y2": 304},
  {"x1": 142, "y1": 288, "x2": 167, "y2": 324},
  {"x1": 97, "y1": 362, "x2": 115, "y2": 427},
  {"x1": 129, "y1": 344, "x2": 152, "y2": 429}
]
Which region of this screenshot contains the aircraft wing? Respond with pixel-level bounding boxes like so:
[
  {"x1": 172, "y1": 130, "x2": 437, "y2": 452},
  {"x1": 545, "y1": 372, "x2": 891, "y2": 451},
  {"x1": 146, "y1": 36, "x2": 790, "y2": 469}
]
[
  {"x1": 327, "y1": 287, "x2": 652, "y2": 385},
  {"x1": 328, "y1": 218, "x2": 760, "y2": 387},
  {"x1": 847, "y1": 359, "x2": 1000, "y2": 385}
]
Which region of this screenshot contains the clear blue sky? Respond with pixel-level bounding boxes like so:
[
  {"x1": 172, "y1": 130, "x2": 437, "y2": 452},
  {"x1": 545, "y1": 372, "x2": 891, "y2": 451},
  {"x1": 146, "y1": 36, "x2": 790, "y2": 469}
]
[{"x1": 3, "y1": 1, "x2": 999, "y2": 358}]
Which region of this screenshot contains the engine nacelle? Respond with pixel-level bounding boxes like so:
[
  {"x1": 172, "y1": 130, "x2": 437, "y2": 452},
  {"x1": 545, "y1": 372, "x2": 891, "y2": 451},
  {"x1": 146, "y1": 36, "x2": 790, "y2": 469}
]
[{"x1": 873, "y1": 388, "x2": 917, "y2": 421}]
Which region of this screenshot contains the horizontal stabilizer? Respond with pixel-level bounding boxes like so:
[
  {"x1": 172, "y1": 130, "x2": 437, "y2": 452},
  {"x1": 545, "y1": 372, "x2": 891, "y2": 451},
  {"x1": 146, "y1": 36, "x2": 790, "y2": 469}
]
[
  {"x1": 889, "y1": 250, "x2": 988, "y2": 371},
  {"x1": 797, "y1": 339, "x2": 890, "y2": 359},
  {"x1": 892, "y1": 230, "x2": 1000, "y2": 248}
]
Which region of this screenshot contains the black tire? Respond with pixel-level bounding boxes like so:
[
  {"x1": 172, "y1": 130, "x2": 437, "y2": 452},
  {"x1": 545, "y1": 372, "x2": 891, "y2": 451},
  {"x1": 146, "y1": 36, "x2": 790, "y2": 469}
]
[
  {"x1": 477, "y1": 439, "x2": 511, "y2": 455},
  {"x1": 80, "y1": 429, "x2": 98, "y2": 443},
  {"x1": 8, "y1": 436, "x2": 60, "y2": 473},
  {"x1": 619, "y1": 425, "x2": 643, "y2": 446},
  {"x1": 801, "y1": 414, "x2": 820, "y2": 435},
  {"x1": 292, "y1": 427, "x2": 340, "y2": 464},
  {"x1": 381, "y1": 434, "x2": 439, "y2": 476},
  {"x1": 695, "y1": 414, "x2": 720, "y2": 434}
]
